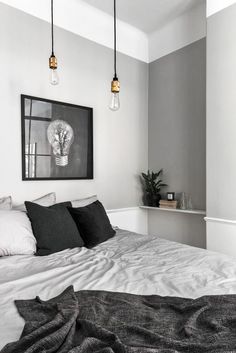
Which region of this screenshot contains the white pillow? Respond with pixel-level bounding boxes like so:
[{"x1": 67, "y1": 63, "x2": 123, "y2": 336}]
[
  {"x1": 71, "y1": 195, "x2": 97, "y2": 208},
  {"x1": 14, "y1": 192, "x2": 56, "y2": 212},
  {"x1": 0, "y1": 211, "x2": 36, "y2": 256},
  {"x1": 0, "y1": 196, "x2": 12, "y2": 210}
]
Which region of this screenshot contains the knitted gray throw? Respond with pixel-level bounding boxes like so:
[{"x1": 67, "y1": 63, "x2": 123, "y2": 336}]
[{"x1": 2, "y1": 286, "x2": 236, "y2": 353}]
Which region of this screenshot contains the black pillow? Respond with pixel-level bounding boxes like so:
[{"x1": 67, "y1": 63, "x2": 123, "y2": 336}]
[
  {"x1": 25, "y1": 201, "x2": 84, "y2": 256},
  {"x1": 67, "y1": 200, "x2": 116, "y2": 248}
]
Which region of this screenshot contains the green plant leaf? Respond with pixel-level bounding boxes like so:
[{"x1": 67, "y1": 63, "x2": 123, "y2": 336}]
[
  {"x1": 140, "y1": 169, "x2": 167, "y2": 198},
  {"x1": 156, "y1": 169, "x2": 163, "y2": 178}
]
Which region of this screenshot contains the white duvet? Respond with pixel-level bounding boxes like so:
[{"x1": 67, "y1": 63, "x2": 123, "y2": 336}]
[{"x1": 1, "y1": 229, "x2": 236, "y2": 349}]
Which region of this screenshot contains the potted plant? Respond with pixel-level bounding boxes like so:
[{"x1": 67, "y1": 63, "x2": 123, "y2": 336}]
[{"x1": 141, "y1": 169, "x2": 167, "y2": 207}]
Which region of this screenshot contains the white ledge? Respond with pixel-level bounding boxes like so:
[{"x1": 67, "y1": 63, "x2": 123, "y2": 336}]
[
  {"x1": 140, "y1": 206, "x2": 206, "y2": 216},
  {"x1": 107, "y1": 207, "x2": 139, "y2": 214},
  {"x1": 205, "y1": 217, "x2": 236, "y2": 225}
]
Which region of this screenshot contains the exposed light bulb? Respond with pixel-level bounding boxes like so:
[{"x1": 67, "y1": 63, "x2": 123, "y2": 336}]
[
  {"x1": 49, "y1": 1, "x2": 59, "y2": 86},
  {"x1": 50, "y1": 68, "x2": 59, "y2": 85},
  {"x1": 109, "y1": 0, "x2": 120, "y2": 112},
  {"x1": 109, "y1": 92, "x2": 120, "y2": 111},
  {"x1": 49, "y1": 54, "x2": 59, "y2": 86},
  {"x1": 109, "y1": 77, "x2": 120, "y2": 111},
  {"x1": 47, "y1": 120, "x2": 74, "y2": 166}
]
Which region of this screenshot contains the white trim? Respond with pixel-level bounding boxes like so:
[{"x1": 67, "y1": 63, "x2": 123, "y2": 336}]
[
  {"x1": 106, "y1": 207, "x2": 139, "y2": 214},
  {"x1": 149, "y1": 2, "x2": 206, "y2": 63},
  {"x1": 205, "y1": 217, "x2": 236, "y2": 225},
  {"x1": 206, "y1": 217, "x2": 236, "y2": 257},
  {"x1": 207, "y1": 0, "x2": 236, "y2": 17},
  {"x1": 0, "y1": 0, "x2": 148, "y2": 63},
  {"x1": 140, "y1": 206, "x2": 206, "y2": 216},
  {"x1": 106, "y1": 207, "x2": 148, "y2": 235},
  {"x1": 0, "y1": 0, "x2": 207, "y2": 64}
]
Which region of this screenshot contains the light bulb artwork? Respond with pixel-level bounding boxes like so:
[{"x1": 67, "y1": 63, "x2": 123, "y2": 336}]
[{"x1": 47, "y1": 120, "x2": 74, "y2": 167}]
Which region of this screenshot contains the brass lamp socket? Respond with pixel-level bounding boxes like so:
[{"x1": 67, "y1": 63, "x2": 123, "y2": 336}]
[
  {"x1": 111, "y1": 79, "x2": 120, "y2": 93},
  {"x1": 49, "y1": 55, "x2": 58, "y2": 70}
]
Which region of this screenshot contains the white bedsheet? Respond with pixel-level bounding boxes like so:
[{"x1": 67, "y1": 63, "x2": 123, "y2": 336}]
[{"x1": 1, "y1": 229, "x2": 236, "y2": 348}]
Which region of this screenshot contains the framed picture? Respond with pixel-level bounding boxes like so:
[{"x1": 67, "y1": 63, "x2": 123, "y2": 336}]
[
  {"x1": 21, "y1": 95, "x2": 93, "y2": 180},
  {"x1": 167, "y1": 192, "x2": 175, "y2": 201}
]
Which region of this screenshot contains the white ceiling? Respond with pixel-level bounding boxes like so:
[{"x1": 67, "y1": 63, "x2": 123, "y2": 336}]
[
  {"x1": 83, "y1": 0, "x2": 205, "y2": 34},
  {"x1": 0, "y1": 0, "x2": 206, "y2": 62}
]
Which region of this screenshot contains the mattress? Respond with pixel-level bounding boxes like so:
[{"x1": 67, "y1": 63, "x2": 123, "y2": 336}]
[{"x1": 1, "y1": 229, "x2": 236, "y2": 349}]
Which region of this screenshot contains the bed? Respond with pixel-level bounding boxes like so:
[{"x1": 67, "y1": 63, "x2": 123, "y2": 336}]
[{"x1": 1, "y1": 228, "x2": 236, "y2": 350}]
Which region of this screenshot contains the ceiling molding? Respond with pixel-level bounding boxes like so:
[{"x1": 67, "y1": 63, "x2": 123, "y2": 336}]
[
  {"x1": 84, "y1": 0, "x2": 205, "y2": 34},
  {"x1": 149, "y1": 2, "x2": 206, "y2": 62},
  {"x1": 207, "y1": 0, "x2": 236, "y2": 17},
  {"x1": 0, "y1": 0, "x2": 206, "y2": 63},
  {"x1": 0, "y1": 0, "x2": 149, "y2": 63}
]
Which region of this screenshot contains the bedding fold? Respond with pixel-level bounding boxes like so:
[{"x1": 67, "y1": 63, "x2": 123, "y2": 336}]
[{"x1": 2, "y1": 286, "x2": 236, "y2": 353}]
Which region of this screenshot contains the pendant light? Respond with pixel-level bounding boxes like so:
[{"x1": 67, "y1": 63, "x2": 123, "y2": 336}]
[
  {"x1": 109, "y1": 0, "x2": 120, "y2": 111},
  {"x1": 49, "y1": 0, "x2": 59, "y2": 85}
]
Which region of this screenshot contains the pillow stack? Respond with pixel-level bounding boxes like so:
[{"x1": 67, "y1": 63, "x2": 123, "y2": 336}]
[
  {"x1": 25, "y1": 198, "x2": 115, "y2": 256},
  {"x1": 0, "y1": 193, "x2": 115, "y2": 257}
]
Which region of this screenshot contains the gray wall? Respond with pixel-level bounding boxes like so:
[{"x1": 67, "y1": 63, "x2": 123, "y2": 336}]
[
  {"x1": 207, "y1": 4, "x2": 236, "y2": 220},
  {"x1": 148, "y1": 211, "x2": 206, "y2": 248},
  {"x1": 0, "y1": 3, "x2": 148, "y2": 208},
  {"x1": 148, "y1": 39, "x2": 206, "y2": 248}
]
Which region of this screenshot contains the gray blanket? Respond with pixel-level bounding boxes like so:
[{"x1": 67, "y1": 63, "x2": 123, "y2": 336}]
[{"x1": 2, "y1": 286, "x2": 236, "y2": 353}]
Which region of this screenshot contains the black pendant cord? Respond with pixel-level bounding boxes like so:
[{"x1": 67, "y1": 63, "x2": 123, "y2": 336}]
[
  {"x1": 113, "y1": 0, "x2": 118, "y2": 80},
  {"x1": 51, "y1": 0, "x2": 54, "y2": 56}
]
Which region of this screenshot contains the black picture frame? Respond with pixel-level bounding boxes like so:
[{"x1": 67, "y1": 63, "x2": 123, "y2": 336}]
[
  {"x1": 21, "y1": 95, "x2": 93, "y2": 181},
  {"x1": 167, "y1": 192, "x2": 175, "y2": 201}
]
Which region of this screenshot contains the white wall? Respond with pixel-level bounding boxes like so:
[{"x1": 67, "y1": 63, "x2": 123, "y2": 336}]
[
  {"x1": 0, "y1": 3, "x2": 148, "y2": 209},
  {"x1": 149, "y1": 2, "x2": 206, "y2": 62},
  {"x1": 206, "y1": 3, "x2": 236, "y2": 256},
  {"x1": 207, "y1": 0, "x2": 236, "y2": 17},
  {"x1": 107, "y1": 208, "x2": 148, "y2": 235}
]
